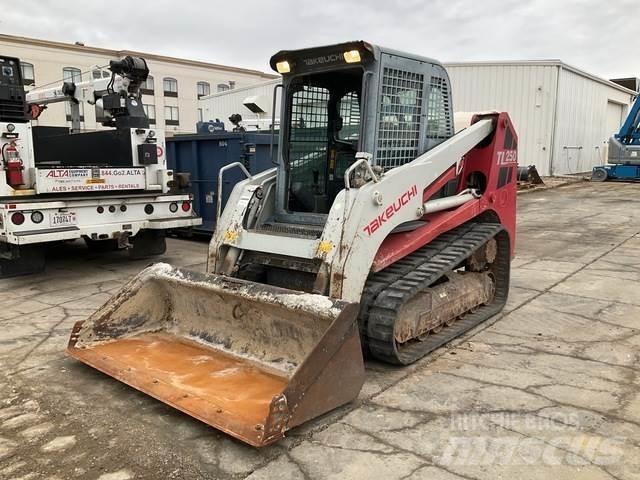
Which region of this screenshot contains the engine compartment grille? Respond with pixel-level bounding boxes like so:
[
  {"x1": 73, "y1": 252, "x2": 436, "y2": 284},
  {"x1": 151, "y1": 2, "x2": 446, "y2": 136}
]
[
  {"x1": 376, "y1": 68, "x2": 424, "y2": 170},
  {"x1": 254, "y1": 221, "x2": 324, "y2": 239}
]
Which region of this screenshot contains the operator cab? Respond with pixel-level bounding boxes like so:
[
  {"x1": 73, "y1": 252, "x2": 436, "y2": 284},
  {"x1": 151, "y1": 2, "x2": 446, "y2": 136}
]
[
  {"x1": 269, "y1": 41, "x2": 454, "y2": 227},
  {"x1": 284, "y1": 68, "x2": 362, "y2": 214}
]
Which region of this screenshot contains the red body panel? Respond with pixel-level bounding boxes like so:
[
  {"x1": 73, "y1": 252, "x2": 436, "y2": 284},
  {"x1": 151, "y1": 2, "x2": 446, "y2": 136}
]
[{"x1": 372, "y1": 112, "x2": 517, "y2": 272}]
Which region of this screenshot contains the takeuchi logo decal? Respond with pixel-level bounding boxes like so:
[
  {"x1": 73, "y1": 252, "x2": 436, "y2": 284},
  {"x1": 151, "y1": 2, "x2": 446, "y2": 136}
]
[
  {"x1": 303, "y1": 54, "x2": 342, "y2": 66},
  {"x1": 363, "y1": 185, "x2": 418, "y2": 236}
]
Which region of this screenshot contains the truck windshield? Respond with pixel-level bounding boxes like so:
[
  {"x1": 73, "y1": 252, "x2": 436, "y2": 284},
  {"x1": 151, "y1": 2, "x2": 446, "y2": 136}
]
[{"x1": 285, "y1": 68, "x2": 362, "y2": 214}]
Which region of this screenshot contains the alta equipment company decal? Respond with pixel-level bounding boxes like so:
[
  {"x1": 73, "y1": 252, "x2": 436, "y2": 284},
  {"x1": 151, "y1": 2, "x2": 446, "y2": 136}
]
[
  {"x1": 37, "y1": 168, "x2": 146, "y2": 193},
  {"x1": 363, "y1": 185, "x2": 418, "y2": 236},
  {"x1": 45, "y1": 169, "x2": 89, "y2": 178}
]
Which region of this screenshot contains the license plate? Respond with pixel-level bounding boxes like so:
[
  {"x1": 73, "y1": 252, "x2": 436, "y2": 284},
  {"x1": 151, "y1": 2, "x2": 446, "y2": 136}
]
[{"x1": 50, "y1": 211, "x2": 77, "y2": 227}]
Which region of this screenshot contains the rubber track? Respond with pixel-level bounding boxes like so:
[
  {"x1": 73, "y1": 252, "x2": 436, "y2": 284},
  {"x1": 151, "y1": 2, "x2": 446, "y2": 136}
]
[{"x1": 360, "y1": 222, "x2": 510, "y2": 365}]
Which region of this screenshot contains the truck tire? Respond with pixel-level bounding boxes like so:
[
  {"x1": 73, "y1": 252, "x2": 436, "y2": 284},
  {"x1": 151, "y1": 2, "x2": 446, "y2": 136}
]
[
  {"x1": 0, "y1": 244, "x2": 46, "y2": 278},
  {"x1": 129, "y1": 230, "x2": 166, "y2": 260},
  {"x1": 591, "y1": 168, "x2": 608, "y2": 182}
]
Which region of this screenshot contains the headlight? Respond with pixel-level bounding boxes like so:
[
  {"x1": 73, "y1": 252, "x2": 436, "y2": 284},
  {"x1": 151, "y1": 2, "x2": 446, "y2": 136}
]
[
  {"x1": 343, "y1": 50, "x2": 361, "y2": 63},
  {"x1": 6, "y1": 123, "x2": 15, "y2": 132},
  {"x1": 276, "y1": 61, "x2": 290, "y2": 74}
]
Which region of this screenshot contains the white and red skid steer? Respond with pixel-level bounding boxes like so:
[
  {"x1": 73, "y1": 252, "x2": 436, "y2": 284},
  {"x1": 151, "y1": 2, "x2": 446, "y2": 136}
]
[{"x1": 66, "y1": 41, "x2": 517, "y2": 447}]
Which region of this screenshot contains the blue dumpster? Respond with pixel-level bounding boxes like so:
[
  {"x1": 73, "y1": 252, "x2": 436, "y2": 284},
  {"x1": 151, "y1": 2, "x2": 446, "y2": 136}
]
[{"x1": 166, "y1": 132, "x2": 278, "y2": 235}]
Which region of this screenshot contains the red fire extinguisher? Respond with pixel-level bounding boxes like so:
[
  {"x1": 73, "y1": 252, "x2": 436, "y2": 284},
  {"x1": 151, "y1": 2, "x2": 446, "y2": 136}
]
[{"x1": 2, "y1": 141, "x2": 24, "y2": 187}]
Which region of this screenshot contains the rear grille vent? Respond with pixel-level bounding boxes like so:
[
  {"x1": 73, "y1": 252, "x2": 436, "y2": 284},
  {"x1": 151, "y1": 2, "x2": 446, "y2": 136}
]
[
  {"x1": 426, "y1": 76, "x2": 453, "y2": 141},
  {"x1": 376, "y1": 68, "x2": 424, "y2": 170}
]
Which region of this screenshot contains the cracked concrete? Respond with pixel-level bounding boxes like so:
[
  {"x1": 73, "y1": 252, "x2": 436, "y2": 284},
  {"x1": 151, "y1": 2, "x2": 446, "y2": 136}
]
[{"x1": 1, "y1": 181, "x2": 640, "y2": 479}]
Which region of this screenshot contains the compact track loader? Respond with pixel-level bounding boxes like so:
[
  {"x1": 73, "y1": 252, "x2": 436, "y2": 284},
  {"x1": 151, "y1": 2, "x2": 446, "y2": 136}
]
[{"x1": 67, "y1": 41, "x2": 517, "y2": 447}]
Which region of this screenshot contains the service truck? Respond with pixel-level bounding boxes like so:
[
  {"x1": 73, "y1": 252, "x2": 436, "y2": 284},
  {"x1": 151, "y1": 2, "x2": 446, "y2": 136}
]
[{"x1": 0, "y1": 55, "x2": 201, "y2": 277}]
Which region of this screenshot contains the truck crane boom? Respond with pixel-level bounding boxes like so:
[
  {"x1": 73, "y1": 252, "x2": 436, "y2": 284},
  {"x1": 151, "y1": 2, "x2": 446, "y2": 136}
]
[
  {"x1": 0, "y1": 54, "x2": 201, "y2": 277},
  {"x1": 26, "y1": 56, "x2": 150, "y2": 132}
]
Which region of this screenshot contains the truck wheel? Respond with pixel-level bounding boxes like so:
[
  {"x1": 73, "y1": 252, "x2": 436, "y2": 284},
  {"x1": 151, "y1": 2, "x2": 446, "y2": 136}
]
[
  {"x1": 84, "y1": 237, "x2": 119, "y2": 253},
  {"x1": 129, "y1": 230, "x2": 167, "y2": 259},
  {"x1": 0, "y1": 244, "x2": 46, "y2": 278},
  {"x1": 591, "y1": 168, "x2": 608, "y2": 182}
]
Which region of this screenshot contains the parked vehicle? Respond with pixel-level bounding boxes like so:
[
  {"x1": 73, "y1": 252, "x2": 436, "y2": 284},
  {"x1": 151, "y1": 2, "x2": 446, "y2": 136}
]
[
  {"x1": 0, "y1": 55, "x2": 201, "y2": 277},
  {"x1": 66, "y1": 41, "x2": 517, "y2": 447},
  {"x1": 592, "y1": 94, "x2": 640, "y2": 181}
]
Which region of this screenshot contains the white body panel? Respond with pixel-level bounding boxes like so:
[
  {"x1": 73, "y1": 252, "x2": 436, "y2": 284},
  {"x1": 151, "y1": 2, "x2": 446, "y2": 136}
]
[
  {"x1": 208, "y1": 119, "x2": 494, "y2": 302},
  {"x1": 0, "y1": 194, "x2": 199, "y2": 245},
  {"x1": 0, "y1": 123, "x2": 171, "y2": 195},
  {"x1": 0, "y1": 122, "x2": 201, "y2": 248}
]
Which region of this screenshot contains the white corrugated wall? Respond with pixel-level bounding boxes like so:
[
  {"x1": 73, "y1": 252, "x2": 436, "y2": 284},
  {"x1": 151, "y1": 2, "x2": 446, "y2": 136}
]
[
  {"x1": 445, "y1": 63, "x2": 559, "y2": 176},
  {"x1": 446, "y1": 62, "x2": 635, "y2": 176},
  {"x1": 552, "y1": 67, "x2": 633, "y2": 175},
  {"x1": 199, "y1": 79, "x2": 280, "y2": 125}
]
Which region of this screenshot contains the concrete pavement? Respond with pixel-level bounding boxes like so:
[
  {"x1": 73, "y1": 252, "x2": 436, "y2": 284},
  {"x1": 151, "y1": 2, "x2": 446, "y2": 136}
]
[{"x1": 1, "y1": 181, "x2": 639, "y2": 479}]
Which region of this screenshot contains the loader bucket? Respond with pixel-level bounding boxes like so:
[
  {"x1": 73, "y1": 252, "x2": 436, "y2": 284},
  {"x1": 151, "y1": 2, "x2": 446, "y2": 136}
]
[{"x1": 66, "y1": 263, "x2": 364, "y2": 447}]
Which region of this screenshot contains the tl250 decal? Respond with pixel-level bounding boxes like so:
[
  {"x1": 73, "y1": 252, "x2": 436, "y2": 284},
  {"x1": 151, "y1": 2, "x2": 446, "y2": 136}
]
[
  {"x1": 363, "y1": 185, "x2": 418, "y2": 236},
  {"x1": 497, "y1": 150, "x2": 517, "y2": 165}
]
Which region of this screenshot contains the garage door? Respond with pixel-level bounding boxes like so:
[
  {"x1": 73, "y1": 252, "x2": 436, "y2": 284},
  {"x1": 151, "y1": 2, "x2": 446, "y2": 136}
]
[
  {"x1": 602, "y1": 101, "x2": 625, "y2": 164},
  {"x1": 606, "y1": 101, "x2": 624, "y2": 137}
]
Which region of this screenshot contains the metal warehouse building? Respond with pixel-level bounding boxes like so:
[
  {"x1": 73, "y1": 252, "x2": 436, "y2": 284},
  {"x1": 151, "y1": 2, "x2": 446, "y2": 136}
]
[
  {"x1": 199, "y1": 60, "x2": 637, "y2": 176},
  {"x1": 199, "y1": 79, "x2": 280, "y2": 131},
  {"x1": 446, "y1": 60, "x2": 636, "y2": 176}
]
